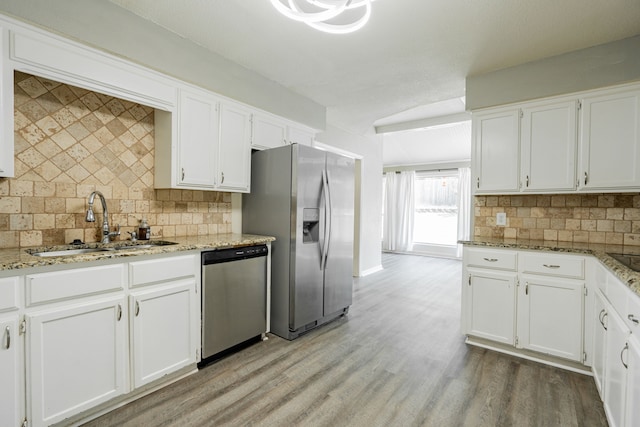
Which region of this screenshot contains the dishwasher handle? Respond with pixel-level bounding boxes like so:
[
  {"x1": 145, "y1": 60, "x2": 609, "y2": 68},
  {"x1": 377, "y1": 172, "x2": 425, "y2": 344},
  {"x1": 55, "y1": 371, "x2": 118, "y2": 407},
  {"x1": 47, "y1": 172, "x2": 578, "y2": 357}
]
[{"x1": 202, "y1": 244, "x2": 268, "y2": 265}]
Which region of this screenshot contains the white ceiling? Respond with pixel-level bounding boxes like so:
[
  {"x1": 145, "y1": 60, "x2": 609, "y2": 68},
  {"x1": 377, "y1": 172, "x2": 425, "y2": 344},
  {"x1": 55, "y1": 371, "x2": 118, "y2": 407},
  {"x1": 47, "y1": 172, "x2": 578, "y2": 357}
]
[{"x1": 109, "y1": 0, "x2": 640, "y2": 135}]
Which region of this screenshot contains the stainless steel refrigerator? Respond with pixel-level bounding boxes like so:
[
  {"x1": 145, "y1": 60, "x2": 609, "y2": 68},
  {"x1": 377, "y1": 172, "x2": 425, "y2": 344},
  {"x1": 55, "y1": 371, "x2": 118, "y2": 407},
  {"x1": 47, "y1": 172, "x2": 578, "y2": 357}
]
[{"x1": 243, "y1": 144, "x2": 355, "y2": 340}]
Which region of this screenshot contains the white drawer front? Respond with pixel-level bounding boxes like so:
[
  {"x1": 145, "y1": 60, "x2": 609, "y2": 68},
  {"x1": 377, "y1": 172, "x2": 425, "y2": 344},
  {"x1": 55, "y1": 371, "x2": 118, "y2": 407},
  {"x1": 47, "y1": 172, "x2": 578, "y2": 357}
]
[
  {"x1": 520, "y1": 253, "x2": 584, "y2": 279},
  {"x1": 26, "y1": 264, "x2": 125, "y2": 306},
  {"x1": 0, "y1": 276, "x2": 19, "y2": 312},
  {"x1": 129, "y1": 254, "x2": 197, "y2": 287},
  {"x1": 466, "y1": 248, "x2": 517, "y2": 271}
]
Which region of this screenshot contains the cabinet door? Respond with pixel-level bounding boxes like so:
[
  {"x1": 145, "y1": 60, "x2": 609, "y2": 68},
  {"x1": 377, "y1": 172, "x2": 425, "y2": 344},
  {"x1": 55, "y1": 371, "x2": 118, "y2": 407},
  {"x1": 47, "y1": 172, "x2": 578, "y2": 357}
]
[
  {"x1": 521, "y1": 101, "x2": 577, "y2": 191},
  {"x1": 178, "y1": 89, "x2": 219, "y2": 188},
  {"x1": 593, "y1": 289, "x2": 608, "y2": 397},
  {"x1": 28, "y1": 296, "x2": 128, "y2": 427},
  {"x1": 0, "y1": 26, "x2": 13, "y2": 178},
  {"x1": 464, "y1": 269, "x2": 517, "y2": 345},
  {"x1": 603, "y1": 307, "x2": 629, "y2": 427},
  {"x1": 130, "y1": 279, "x2": 197, "y2": 389},
  {"x1": 251, "y1": 113, "x2": 287, "y2": 150},
  {"x1": 0, "y1": 315, "x2": 22, "y2": 427},
  {"x1": 517, "y1": 276, "x2": 584, "y2": 361},
  {"x1": 579, "y1": 88, "x2": 640, "y2": 191},
  {"x1": 287, "y1": 125, "x2": 314, "y2": 146},
  {"x1": 218, "y1": 102, "x2": 251, "y2": 192},
  {"x1": 473, "y1": 109, "x2": 520, "y2": 193},
  {"x1": 625, "y1": 335, "x2": 640, "y2": 427}
]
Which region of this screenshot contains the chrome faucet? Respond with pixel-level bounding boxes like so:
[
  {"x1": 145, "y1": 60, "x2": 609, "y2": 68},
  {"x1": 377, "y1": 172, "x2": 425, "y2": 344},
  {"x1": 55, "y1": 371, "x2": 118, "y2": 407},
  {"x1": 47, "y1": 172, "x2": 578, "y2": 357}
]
[{"x1": 86, "y1": 191, "x2": 120, "y2": 243}]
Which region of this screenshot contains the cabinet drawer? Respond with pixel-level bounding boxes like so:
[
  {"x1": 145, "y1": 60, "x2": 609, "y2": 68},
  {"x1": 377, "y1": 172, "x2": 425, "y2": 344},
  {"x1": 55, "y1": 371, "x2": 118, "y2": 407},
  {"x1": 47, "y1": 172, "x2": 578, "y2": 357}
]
[
  {"x1": 0, "y1": 276, "x2": 19, "y2": 312},
  {"x1": 520, "y1": 252, "x2": 584, "y2": 279},
  {"x1": 26, "y1": 264, "x2": 125, "y2": 306},
  {"x1": 129, "y1": 254, "x2": 197, "y2": 287},
  {"x1": 466, "y1": 248, "x2": 517, "y2": 271}
]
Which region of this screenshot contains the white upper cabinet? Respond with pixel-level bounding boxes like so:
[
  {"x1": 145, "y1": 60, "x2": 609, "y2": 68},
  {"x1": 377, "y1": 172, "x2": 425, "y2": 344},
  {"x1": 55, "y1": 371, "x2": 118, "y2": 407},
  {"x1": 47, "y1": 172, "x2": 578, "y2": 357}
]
[
  {"x1": 287, "y1": 125, "x2": 314, "y2": 146},
  {"x1": 0, "y1": 26, "x2": 12, "y2": 177},
  {"x1": 176, "y1": 88, "x2": 220, "y2": 188},
  {"x1": 251, "y1": 112, "x2": 316, "y2": 150},
  {"x1": 218, "y1": 101, "x2": 251, "y2": 192},
  {"x1": 521, "y1": 100, "x2": 578, "y2": 192},
  {"x1": 579, "y1": 87, "x2": 640, "y2": 191},
  {"x1": 473, "y1": 108, "x2": 520, "y2": 193},
  {"x1": 472, "y1": 82, "x2": 640, "y2": 194},
  {"x1": 251, "y1": 113, "x2": 287, "y2": 150}
]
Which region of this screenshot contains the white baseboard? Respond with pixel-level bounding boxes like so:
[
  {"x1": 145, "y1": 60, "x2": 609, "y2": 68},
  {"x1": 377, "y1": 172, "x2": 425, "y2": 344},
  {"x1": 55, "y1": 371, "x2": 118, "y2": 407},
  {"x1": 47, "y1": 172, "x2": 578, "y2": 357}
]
[{"x1": 359, "y1": 264, "x2": 383, "y2": 277}]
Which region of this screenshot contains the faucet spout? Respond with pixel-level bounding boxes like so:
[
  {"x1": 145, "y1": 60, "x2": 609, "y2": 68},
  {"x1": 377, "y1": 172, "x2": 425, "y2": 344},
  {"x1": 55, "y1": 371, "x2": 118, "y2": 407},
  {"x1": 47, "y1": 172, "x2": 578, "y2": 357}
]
[{"x1": 86, "y1": 191, "x2": 119, "y2": 243}]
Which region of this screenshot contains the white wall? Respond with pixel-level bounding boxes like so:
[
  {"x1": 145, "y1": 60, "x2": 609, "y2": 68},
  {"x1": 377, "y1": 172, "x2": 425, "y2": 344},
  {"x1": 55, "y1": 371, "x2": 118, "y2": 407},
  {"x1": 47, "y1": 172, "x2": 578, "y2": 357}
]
[
  {"x1": 466, "y1": 34, "x2": 640, "y2": 110},
  {"x1": 315, "y1": 125, "x2": 383, "y2": 276},
  {"x1": 0, "y1": 0, "x2": 325, "y2": 130}
]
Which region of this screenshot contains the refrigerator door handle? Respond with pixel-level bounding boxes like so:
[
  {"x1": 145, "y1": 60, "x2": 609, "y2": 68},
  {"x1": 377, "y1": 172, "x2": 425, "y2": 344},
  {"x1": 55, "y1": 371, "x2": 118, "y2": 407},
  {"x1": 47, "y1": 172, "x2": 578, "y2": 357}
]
[
  {"x1": 325, "y1": 169, "x2": 333, "y2": 267},
  {"x1": 320, "y1": 169, "x2": 330, "y2": 271}
]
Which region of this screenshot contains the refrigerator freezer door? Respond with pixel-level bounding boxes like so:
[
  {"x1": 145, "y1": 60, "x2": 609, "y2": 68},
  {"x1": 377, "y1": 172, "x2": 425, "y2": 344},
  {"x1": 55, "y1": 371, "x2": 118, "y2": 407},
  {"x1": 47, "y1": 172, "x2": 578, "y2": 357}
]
[
  {"x1": 323, "y1": 151, "x2": 355, "y2": 315},
  {"x1": 290, "y1": 145, "x2": 326, "y2": 330}
]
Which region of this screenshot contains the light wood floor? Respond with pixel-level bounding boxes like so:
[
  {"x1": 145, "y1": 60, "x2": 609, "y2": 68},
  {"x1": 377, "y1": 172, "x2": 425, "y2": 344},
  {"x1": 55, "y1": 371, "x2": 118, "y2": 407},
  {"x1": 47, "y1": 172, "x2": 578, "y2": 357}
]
[{"x1": 83, "y1": 253, "x2": 607, "y2": 427}]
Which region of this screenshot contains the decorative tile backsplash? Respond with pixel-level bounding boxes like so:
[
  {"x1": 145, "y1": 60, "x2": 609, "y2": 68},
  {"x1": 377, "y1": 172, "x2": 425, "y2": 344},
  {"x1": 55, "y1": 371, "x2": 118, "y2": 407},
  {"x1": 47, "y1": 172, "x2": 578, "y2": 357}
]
[
  {"x1": 474, "y1": 194, "x2": 640, "y2": 245},
  {"x1": 0, "y1": 71, "x2": 231, "y2": 248}
]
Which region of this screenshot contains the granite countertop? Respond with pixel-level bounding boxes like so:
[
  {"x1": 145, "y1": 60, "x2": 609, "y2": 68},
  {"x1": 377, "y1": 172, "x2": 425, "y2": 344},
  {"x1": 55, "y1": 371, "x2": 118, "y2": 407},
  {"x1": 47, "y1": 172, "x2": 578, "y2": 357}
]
[
  {"x1": 0, "y1": 233, "x2": 275, "y2": 271},
  {"x1": 461, "y1": 237, "x2": 640, "y2": 296}
]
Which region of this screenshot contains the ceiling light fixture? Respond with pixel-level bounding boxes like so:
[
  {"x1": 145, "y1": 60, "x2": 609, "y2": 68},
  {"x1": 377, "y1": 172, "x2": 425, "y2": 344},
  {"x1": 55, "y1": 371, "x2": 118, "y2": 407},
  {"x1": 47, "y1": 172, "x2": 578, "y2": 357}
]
[{"x1": 269, "y1": 0, "x2": 373, "y2": 34}]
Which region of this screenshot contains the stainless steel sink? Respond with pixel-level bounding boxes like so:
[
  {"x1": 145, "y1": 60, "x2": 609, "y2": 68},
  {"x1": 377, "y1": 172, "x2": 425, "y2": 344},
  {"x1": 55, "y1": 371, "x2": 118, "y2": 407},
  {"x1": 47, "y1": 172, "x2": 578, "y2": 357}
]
[{"x1": 27, "y1": 240, "x2": 178, "y2": 257}]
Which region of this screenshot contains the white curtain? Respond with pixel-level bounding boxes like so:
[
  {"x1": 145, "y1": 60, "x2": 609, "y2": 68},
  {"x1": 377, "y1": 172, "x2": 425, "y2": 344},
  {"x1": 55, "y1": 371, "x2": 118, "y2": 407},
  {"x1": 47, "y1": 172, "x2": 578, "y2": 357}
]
[
  {"x1": 383, "y1": 170, "x2": 415, "y2": 252},
  {"x1": 456, "y1": 167, "x2": 471, "y2": 258}
]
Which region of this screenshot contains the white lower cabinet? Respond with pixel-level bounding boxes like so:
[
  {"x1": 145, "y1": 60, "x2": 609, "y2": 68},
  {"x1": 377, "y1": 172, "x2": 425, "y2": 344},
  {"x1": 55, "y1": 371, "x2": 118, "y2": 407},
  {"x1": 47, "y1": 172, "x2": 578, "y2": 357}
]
[
  {"x1": 465, "y1": 269, "x2": 516, "y2": 345},
  {"x1": 130, "y1": 279, "x2": 197, "y2": 388},
  {"x1": 0, "y1": 315, "x2": 22, "y2": 427},
  {"x1": 517, "y1": 275, "x2": 584, "y2": 361},
  {"x1": 462, "y1": 246, "x2": 587, "y2": 366},
  {"x1": 27, "y1": 296, "x2": 128, "y2": 427},
  {"x1": 593, "y1": 289, "x2": 608, "y2": 396},
  {"x1": 603, "y1": 303, "x2": 629, "y2": 427},
  {"x1": 625, "y1": 335, "x2": 640, "y2": 427}
]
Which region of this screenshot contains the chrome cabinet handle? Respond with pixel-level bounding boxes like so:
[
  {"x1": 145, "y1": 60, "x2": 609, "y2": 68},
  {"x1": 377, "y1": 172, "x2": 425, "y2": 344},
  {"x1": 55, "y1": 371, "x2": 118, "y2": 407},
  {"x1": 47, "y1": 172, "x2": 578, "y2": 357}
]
[
  {"x1": 543, "y1": 264, "x2": 561, "y2": 269},
  {"x1": 181, "y1": 168, "x2": 185, "y2": 181},
  {"x1": 525, "y1": 283, "x2": 529, "y2": 295},
  {"x1": 3, "y1": 326, "x2": 9, "y2": 350},
  {"x1": 599, "y1": 309, "x2": 608, "y2": 330},
  {"x1": 483, "y1": 258, "x2": 498, "y2": 262},
  {"x1": 628, "y1": 314, "x2": 639, "y2": 325},
  {"x1": 221, "y1": 172, "x2": 225, "y2": 184},
  {"x1": 476, "y1": 177, "x2": 480, "y2": 189},
  {"x1": 584, "y1": 171, "x2": 588, "y2": 185},
  {"x1": 135, "y1": 301, "x2": 140, "y2": 317},
  {"x1": 621, "y1": 343, "x2": 629, "y2": 369},
  {"x1": 526, "y1": 175, "x2": 529, "y2": 187},
  {"x1": 117, "y1": 304, "x2": 122, "y2": 321}
]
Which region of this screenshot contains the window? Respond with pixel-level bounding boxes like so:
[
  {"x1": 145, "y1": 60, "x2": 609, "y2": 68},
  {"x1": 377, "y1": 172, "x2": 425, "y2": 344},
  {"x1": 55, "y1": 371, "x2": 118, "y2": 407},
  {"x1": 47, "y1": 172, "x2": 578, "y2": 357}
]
[{"x1": 413, "y1": 170, "x2": 459, "y2": 246}]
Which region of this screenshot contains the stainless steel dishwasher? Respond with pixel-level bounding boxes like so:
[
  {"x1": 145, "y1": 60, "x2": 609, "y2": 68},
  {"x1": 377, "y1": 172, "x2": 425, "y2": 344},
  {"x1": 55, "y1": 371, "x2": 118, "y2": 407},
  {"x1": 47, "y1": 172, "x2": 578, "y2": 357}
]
[{"x1": 201, "y1": 244, "x2": 268, "y2": 364}]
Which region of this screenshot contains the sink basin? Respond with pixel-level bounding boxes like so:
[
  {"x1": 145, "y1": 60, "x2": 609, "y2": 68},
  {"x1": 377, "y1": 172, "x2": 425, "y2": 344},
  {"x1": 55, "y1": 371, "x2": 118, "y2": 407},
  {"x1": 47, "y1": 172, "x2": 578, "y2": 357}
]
[
  {"x1": 27, "y1": 240, "x2": 178, "y2": 257},
  {"x1": 30, "y1": 248, "x2": 114, "y2": 257}
]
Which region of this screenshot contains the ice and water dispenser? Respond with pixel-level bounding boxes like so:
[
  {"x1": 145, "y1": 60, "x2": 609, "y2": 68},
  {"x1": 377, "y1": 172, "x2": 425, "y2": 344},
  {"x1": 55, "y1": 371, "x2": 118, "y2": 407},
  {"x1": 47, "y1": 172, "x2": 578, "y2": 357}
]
[{"x1": 302, "y1": 208, "x2": 320, "y2": 243}]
